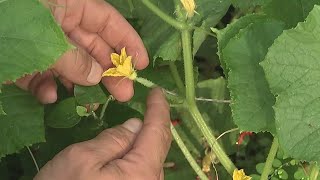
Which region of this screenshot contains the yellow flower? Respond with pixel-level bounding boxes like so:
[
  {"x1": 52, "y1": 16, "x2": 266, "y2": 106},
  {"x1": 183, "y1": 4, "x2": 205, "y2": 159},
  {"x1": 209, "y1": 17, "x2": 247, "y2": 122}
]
[
  {"x1": 180, "y1": 0, "x2": 196, "y2": 18},
  {"x1": 102, "y1": 48, "x2": 137, "y2": 80},
  {"x1": 233, "y1": 169, "x2": 252, "y2": 180}
]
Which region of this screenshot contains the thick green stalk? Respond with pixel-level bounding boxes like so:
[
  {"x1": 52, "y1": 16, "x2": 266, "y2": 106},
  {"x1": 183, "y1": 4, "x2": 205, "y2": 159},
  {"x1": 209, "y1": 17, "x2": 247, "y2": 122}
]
[
  {"x1": 141, "y1": 0, "x2": 186, "y2": 30},
  {"x1": 181, "y1": 29, "x2": 236, "y2": 175},
  {"x1": 171, "y1": 124, "x2": 208, "y2": 180},
  {"x1": 260, "y1": 138, "x2": 279, "y2": 180},
  {"x1": 309, "y1": 163, "x2": 319, "y2": 180},
  {"x1": 169, "y1": 62, "x2": 185, "y2": 94}
]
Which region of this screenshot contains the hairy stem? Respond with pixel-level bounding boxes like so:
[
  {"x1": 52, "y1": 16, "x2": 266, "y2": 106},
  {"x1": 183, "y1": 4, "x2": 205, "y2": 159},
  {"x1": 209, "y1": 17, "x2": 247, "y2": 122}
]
[
  {"x1": 141, "y1": 0, "x2": 187, "y2": 30},
  {"x1": 171, "y1": 124, "x2": 208, "y2": 180},
  {"x1": 260, "y1": 137, "x2": 279, "y2": 180},
  {"x1": 181, "y1": 29, "x2": 236, "y2": 175},
  {"x1": 310, "y1": 163, "x2": 319, "y2": 180},
  {"x1": 169, "y1": 62, "x2": 185, "y2": 94}
]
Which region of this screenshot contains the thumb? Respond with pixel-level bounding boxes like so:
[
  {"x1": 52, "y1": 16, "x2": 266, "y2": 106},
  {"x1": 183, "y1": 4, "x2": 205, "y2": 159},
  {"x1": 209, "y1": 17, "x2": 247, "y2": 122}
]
[
  {"x1": 53, "y1": 48, "x2": 103, "y2": 85},
  {"x1": 89, "y1": 118, "x2": 143, "y2": 163}
]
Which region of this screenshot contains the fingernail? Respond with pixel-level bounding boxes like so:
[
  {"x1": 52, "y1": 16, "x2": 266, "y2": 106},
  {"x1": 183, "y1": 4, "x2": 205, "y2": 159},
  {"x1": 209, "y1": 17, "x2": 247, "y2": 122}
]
[
  {"x1": 122, "y1": 118, "x2": 143, "y2": 133},
  {"x1": 87, "y1": 60, "x2": 103, "y2": 84}
]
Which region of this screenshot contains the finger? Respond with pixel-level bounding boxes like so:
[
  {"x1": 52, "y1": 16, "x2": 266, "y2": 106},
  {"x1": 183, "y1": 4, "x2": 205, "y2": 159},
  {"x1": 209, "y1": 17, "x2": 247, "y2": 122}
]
[
  {"x1": 15, "y1": 71, "x2": 58, "y2": 104},
  {"x1": 68, "y1": 27, "x2": 114, "y2": 69},
  {"x1": 50, "y1": 0, "x2": 149, "y2": 70},
  {"x1": 124, "y1": 88, "x2": 172, "y2": 171},
  {"x1": 86, "y1": 118, "x2": 142, "y2": 164},
  {"x1": 102, "y1": 77, "x2": 134, "y2": 102},
  {"x1": 53, "y1": 48, "x2": 103, "y2": 86}
]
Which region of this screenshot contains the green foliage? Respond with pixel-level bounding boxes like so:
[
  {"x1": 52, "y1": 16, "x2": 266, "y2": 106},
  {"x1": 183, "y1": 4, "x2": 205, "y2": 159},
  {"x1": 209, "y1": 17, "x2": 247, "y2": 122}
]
[
  {"x1": 263, "y1": 0, "x2": 320, "y2": 28},
  {"x1": 0, "y1": 102, "x2": 5, "y2": 115},
  {"x1": 0, "y1": 85, "x2": 45, "y2": 159},
  {"x1": 232, "y1": 0, "x2": 271, "y2": 11},
  {"x1": 222, "y1": 18, "x2": 284, "y2": 133},
  {"x1": 0, "y1": 0, "x2": 73, "y2": 84},
  {"x1": 74, "y1": 84, "x2": 108, "y2": 105},
  {"x1": 45, "y1": 98, "x2": 81, "y2": 128},
  {"x1": 216, "y1": 14, "x2": 268, "y2": 74},
  {"x1": 261, "y1": 5, "x2": 320, "y2": 161},
  {"x1": 2, "y1": 0, "x2": 320, "y2": 179}
]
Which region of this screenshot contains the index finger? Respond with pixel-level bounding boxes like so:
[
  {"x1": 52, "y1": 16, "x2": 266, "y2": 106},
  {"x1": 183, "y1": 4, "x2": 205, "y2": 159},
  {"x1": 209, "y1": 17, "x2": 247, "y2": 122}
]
[
  {"x1": 77, "y1": 0, "x2": 149, "y2": 69},
  {"x1": 124, "y1": 88, "x2": 172, "y2": 170}
]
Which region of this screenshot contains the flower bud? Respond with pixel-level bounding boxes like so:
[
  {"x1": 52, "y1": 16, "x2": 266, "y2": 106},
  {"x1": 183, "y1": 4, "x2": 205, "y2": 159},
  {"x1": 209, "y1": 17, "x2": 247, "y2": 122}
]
[{"x1": 180, "y1": 0, "x2": 196, "y2": 18}]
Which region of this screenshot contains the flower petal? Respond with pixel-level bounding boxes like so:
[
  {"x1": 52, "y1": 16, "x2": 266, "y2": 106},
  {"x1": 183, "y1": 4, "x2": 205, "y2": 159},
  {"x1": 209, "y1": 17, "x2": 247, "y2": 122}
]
[
  {"x1": 111, "y1": 53, "x2": 120, "y2": 66},
  {"x1": 120, "y1": 47, "x2": 128, "y2": 64},
  {"x1": 102, "y1": 68, "x2": 123, "y2": 77}
]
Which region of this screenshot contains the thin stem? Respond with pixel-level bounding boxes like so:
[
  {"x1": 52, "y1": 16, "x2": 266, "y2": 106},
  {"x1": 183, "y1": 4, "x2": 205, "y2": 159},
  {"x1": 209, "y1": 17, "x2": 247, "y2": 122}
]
[
  {"x1": 260, "y1": 137, "x2": 279, "y2": 180},
  {"x1": 181, "y1": 29, "x2": 236, "y2": 175},
  {"x1": 216, "y1": 128, "x2": 239, "y2": 141},
  {"x1": 141, "y1": 0, "x2": 187, "y2": 30},
  {"x1": 196, "y1": 97, "x2": 231, "y2": 104},
  {"x1": 310, "y1": 163, "x2": 319, "y2": 180},
  {"x1": 171, "y1": 123, "x2": 209, "y2": 180},
  {"x1": 169, "y1": 62, "x2": 185, "y2": 94},
  {"x1": 27, "y1": 146, "x2": 39, "y2": 172},
  {"x1": 99, "y1": 96, "x2": 114, "y2": 120}
]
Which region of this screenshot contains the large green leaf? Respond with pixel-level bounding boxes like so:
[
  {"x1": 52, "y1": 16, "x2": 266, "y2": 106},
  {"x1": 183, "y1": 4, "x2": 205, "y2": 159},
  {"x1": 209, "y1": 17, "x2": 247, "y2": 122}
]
[
  {"x1": 222, "y1": 19, "x2": 285, "y2": 133},
  {"x1": 263, "y1": 0, "x2": 320, "y2": 28},
  {"x1": 74, "y1": 84, "x2": 108, "y2": 105},
  {"x1": 45, "y1": 97, "x2": 81, "y2": 128},
  {"x1": 0, "y1": 85, "x2": 45, "y2": 159},
  {"x1": 0, "y1": 0, "x2": 73, "y2": 84},
  {"x1": 261, "y1": 5, "x2": 320, "y2": 161},
  {"x1": 216, "y1": 14, "x2": 268, "y2": 74}
]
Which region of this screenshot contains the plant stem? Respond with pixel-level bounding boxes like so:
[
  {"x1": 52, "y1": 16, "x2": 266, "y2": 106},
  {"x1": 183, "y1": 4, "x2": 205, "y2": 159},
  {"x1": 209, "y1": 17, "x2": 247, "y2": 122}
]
[
  {"x1": 181, "y1": 30, "x2": 195, "y2": 102},
  {"x1": 99, "y1": 96, "x2": 114, "y2": 120},
  {"x1": 171, "y1": 123, "x2": 208, "y2": 180},
  {"x1": 309, "y1": 163, "x2": 319, "y2": 180},
  {"x1": 141, "y1": 0, "x2": 187, "y2": 30},
  {"x1": 260, "y1": 137, "x2": 279, "y2": 180},
  {"x1": 169, "y1": 62, "x2": 185, "y2": 94},
  {"x1": 26, "y1": 146, "x2": 39, "y2": 172},
  {"x1": 181, "y1": 29, "x2": 236, "y2": 175}
]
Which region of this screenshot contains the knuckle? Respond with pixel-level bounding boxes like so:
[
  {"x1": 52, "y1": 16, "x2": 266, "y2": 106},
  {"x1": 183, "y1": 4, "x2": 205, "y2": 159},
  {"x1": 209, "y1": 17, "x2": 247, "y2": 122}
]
[{"x1": 61, "y1": 143, "x2": 90, "y2": 161}]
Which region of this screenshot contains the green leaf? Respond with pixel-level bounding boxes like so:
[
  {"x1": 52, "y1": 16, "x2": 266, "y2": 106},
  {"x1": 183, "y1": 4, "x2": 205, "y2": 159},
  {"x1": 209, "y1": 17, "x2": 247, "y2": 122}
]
[
  {"x1": 193, "y1": 0, "x2": 231, "y2": 55},
  {"x1": 76, "y1": 106, "x2": 90, "y2": 117},
  {"x1": 0, "y1": 85, "x2": 45, "y2": 159},
  {"x1": 222, "y1": 18, "x2": 285, "y2": 133},
  {"x1": 263, "y1": 0, "x2": 320, "y2": 28},
  {"x1": 0, "y1": 101, "x2": 5, "y2": 115},
  {"x1": 74, "y1": 84, "x2": 107, "y2": 105},
  {"x1": 45, "y1": 97, "x2": 81, "y2": 128},
  {"x1": 0, "y1": 0, "x2": 73, "y2": 84},
  {"x1": 232, "y1": 0, "x2": 271, "y2": 10},
  {"x1": 261, "y1": 5, "x2": 320, "y2": 161},
  {"x1": 216, "y1": 14, "x2": 269, "y2": 74}
]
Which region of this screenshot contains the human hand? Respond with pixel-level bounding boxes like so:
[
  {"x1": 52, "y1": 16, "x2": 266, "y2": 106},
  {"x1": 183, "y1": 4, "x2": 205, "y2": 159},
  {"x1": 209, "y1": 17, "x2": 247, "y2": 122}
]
[
  {"x1": 14, "y1": 0, "x2": 148, "y2": 104},
  {"x1": 34, "y1": 88, "x2": 172, "y2": 180}
]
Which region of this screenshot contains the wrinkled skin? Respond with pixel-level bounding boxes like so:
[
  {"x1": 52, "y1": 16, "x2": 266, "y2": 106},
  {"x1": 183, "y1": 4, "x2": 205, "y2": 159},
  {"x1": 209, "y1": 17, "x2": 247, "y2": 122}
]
[
  {"x1": 15, "y1": 0, "x2": 149, "y2": 104},
  {"x1": 35, "y1": 88, "x2": 172, "y2": 180},
  {"x1": 11, "y1": 0, "x2": 172, "y2": 179}
]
